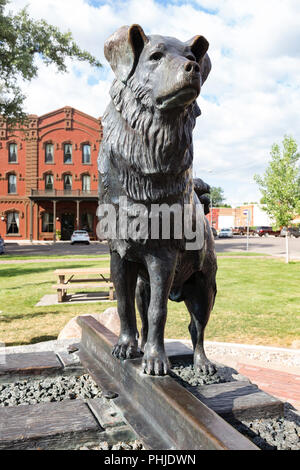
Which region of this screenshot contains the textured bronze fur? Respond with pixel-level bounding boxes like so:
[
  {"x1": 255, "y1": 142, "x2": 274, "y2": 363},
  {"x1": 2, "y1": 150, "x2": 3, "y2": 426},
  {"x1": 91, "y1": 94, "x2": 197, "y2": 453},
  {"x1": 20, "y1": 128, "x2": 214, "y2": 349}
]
[{"x1": 98, "y1": 25, "x2": 217, "y2": 376}]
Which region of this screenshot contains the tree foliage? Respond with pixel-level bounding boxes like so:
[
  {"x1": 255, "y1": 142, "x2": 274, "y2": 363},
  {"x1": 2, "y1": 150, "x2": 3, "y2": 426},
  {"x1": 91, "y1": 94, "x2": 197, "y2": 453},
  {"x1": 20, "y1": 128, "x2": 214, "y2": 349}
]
[
  {"x1": 0, "y1": 0, "x2": 102, "y2": 123},
  {"x1": 208, "y1": 186, "x2": 231, "y2": 207},
  {"x1": 254, "y1": 135, "x2": 300, "y2": 229}
]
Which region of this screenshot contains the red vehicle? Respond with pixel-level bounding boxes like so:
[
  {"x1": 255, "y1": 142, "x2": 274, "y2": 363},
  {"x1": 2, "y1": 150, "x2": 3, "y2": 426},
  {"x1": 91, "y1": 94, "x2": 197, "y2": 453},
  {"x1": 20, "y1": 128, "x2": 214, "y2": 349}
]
[
  {"x1": 254, "y1": 226, "x2": 280, "y2": 237},
  {"x1": 232, "y1": 226, "x2": 255, "y2": 236}
]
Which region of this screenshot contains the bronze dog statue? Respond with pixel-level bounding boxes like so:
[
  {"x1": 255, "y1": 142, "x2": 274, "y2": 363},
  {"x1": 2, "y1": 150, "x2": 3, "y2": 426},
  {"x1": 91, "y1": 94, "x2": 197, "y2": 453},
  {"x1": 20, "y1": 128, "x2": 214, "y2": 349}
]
[{"x1": 98, "y1": 24, "x2": 217, "y2": 376}]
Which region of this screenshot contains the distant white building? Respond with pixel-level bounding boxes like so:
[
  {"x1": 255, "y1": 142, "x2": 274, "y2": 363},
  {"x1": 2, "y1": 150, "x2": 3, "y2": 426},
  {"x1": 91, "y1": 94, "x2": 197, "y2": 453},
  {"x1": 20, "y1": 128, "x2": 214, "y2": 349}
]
[
  {"x1": 218, "y1": 215, "x2": 235, "y2": 229},
  {"x1": 252, "y1": 204, "x2": 274, "y2": 226}
]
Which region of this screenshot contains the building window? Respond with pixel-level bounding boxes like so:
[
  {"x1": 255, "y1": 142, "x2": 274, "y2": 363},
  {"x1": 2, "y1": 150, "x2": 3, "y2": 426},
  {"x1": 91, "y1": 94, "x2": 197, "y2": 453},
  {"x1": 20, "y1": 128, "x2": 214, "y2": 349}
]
[
  {"x1": 82, "y1": 174, "x2": 91, "y2": 192},
  {"x1": 64, "y1": 144, "x2": 72, "y2": 163},
  {"x1": 42, "y1": 213, "x2": 54, "y2": 232},
  {"x1": 81, "y1": 213, "x2": 93, "y2": 232},
  {"x1": 8, "y1": 174, "x2": 17, "y2": 194},
  {"x1": 64, "y1": 174, "x2": 72, "y2": 191},
  {"x1": 45, "y1": 174, "x2": 54, "y2": 191},
  {"x1": 45, "y1": 143, "x2": 54, "y2": 163},
  {"x1": 9, "y1": 143, "x2": 17, "y2": 163},
  {"x1": 7, "y1": 212, "x2": 19, "y2": 234},
  {"x1": 82, "y1": 144, "x2": 91, "y2": 164}
]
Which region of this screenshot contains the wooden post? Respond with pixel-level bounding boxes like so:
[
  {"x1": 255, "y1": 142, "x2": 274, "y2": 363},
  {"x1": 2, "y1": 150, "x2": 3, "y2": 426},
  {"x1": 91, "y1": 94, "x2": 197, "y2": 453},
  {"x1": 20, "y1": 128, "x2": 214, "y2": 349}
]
[{"x1": 58, "y1": 274, "x2": 65, "y2": 302}]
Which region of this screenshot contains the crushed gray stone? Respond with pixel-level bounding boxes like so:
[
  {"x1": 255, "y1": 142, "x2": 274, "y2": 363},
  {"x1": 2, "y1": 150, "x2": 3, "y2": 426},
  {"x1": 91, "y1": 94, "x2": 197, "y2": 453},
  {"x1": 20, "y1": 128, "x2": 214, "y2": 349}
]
[
  {"x1": 80, "y1": 440, "x2": 145, "y2": 450},
  {"x1": 0, "y1": 374, "x2": 102, "y2": 407},
  {"x1": 170, "y1": 360, "x2": 300, "y2": 451},
  {"x1": 0, "y1": 365, "x2": 299, "y2": 450},
  {"x1": 231, "y1": 405, "x2": 300, "y2": 450}
]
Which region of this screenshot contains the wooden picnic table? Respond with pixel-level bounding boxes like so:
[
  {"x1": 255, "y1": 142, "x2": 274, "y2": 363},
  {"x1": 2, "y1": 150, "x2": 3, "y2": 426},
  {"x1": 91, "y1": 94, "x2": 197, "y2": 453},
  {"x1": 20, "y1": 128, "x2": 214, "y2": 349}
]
[{"x1": 52, "y1": 267, "x2": 114, "y2": 302}]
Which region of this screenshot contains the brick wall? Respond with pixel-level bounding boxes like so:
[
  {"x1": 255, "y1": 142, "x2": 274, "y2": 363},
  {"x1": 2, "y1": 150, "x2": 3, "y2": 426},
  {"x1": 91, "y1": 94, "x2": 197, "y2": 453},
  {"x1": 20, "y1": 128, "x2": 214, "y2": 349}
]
[{"x1": 0, "y1": 107, "x2": 101, "y2": 240}]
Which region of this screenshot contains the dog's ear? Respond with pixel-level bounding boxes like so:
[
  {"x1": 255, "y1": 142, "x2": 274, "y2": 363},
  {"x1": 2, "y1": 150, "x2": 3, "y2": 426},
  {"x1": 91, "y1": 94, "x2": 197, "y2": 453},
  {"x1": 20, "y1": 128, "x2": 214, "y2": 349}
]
[
  {"x1": 186, "y1": 35, "x2": 211, "y2": 85},
  {"x1": 199, "y1": 53, "x2": 211, "y2": 85},
  {"x1": 104, "y1": 24, "x2": 148, "y2": 83}
]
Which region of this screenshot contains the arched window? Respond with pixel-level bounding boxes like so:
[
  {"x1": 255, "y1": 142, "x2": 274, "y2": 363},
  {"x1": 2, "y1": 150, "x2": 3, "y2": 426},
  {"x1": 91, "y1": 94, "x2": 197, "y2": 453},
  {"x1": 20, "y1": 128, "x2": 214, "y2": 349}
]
[
  {"x1": 45, "y1": 173, "x2": 54, "y2": 191},
  {"x1": 8, "y1": 143, "x2": 17, "y2": 163},
  {"x1": 64, "y1": 174, "x2": 72, "y2": 191},
  {"x1": 8, "y1": 174, "x2": 17, "y2": 194},
  {"x1": 7, "y1": 211, "x2": 19, "y2": 234},
  {"x1": 82, "y1": 144, "x2": 91, "y2": 164},
  {"x1": 64, "y1": 143, "x2": 72, "y2": 164},
  {"x1": 82, "y1": 174, "x2": 91, "y2": 192},
  {"x1": 45, "y1": 143, "x2": 54, "y2": 163}
]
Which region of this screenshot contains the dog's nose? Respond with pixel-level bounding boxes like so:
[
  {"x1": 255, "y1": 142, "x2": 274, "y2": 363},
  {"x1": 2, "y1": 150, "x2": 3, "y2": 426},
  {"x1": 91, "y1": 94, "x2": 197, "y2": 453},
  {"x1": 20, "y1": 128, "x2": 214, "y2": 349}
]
[{"x1": 184, "y1": 61, "x2": 200, "y2": 74}]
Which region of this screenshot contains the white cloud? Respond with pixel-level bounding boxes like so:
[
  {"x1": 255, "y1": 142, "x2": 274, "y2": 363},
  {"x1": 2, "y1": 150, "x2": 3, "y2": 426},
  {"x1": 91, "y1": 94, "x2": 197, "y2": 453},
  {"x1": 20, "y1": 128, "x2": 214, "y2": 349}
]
[{"x1": 8, "y1": 0, "x2": 300, "y2": 206}]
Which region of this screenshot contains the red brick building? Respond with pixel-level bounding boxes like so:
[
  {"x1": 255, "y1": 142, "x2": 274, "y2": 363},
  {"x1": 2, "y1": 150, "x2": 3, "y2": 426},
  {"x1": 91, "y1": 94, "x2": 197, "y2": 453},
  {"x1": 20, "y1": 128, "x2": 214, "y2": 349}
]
[{"x1": 0, "y1": 107, "x2": 102, "y2": 241}]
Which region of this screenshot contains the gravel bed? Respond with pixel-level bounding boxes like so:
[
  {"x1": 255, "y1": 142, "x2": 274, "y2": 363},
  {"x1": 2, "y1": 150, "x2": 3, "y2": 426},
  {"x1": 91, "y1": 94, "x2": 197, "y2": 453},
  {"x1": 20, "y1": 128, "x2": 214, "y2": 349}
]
[
  {"x1": 80, "y1": 440, "x2": 145, "y2": 450},
  {"x1": 231, "y1": 406, "x2": 300, "y2": 450},
  {"x1": 170, "y1": 360, "x2": 229, "y2": 386},
  {"x1": 0, "y1": 374, "x2": 102, "y2": 407},
  {"x1": 0, "y1": 367, "x2": 299, "y2": 450},
  {"x1": 171, "y1": 360, "x2": 300, "y2": 450}
]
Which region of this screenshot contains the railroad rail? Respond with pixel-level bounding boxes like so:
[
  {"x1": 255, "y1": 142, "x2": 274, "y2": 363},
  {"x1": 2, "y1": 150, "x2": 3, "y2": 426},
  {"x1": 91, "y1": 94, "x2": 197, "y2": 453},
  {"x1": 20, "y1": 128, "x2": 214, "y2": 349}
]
[{"x1": 77, "y1": 315, "x2": 259, "y2": 450}]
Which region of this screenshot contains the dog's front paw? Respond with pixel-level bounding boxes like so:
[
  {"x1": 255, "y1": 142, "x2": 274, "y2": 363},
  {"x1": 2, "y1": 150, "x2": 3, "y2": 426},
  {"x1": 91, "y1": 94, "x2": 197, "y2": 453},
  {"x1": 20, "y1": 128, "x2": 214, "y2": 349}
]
[
  {"x1": 112, "y1": 337, "x2": 141, "y2": 360},
  {"x1": 194, "y1": 354, "x2": 217, "y2": 376},
  {"x1": 142, "y1": 348, "x2": 170, "y2": 376}
]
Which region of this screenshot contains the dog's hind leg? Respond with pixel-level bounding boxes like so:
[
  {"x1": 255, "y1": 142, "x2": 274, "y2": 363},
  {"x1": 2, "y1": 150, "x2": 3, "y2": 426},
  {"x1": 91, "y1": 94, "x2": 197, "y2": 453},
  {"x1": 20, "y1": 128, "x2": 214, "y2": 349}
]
[
  {"x1": 110, "y1": 251, "x2": 141, "y2": 359},
  {"x1": 183, "y1": 271, "x2": 217, "y2": 375},
  {"x1": 136, "y1": 276, "x2": 150, "y2": 351},
  {"x1": 142, "y1": 250, "x2": 178, "y2": 376}
]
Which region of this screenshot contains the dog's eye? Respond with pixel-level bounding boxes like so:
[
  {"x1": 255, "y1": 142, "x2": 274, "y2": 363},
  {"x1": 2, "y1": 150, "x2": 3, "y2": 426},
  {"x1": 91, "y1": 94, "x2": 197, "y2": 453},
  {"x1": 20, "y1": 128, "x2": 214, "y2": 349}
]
[
  {"x1": 186, "y1": 55, "x2": 196, "y2": 62},
  {"x1": 150, "y1": 52, "x2": 163, "y2": 61}
]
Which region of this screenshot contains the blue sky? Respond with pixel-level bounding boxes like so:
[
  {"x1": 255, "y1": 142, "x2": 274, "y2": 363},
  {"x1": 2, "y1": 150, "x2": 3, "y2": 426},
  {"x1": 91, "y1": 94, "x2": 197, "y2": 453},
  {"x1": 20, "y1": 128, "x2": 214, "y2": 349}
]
[{"x1": 10, "y1": 0, "x2": 300, "y2": 206}]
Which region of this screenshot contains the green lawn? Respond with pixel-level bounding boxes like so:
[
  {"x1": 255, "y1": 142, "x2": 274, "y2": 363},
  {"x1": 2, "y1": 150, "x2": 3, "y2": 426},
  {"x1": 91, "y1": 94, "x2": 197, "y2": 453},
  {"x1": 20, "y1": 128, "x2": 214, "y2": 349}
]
[{"x1": 0, "y1": 257, "x2": 299, "y2": 348}]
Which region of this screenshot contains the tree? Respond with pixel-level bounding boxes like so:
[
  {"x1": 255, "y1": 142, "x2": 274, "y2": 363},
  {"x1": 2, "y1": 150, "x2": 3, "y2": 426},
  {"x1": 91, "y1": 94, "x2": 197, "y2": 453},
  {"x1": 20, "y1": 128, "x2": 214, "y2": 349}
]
[
  {"x1": 209, "y1": 186, "x2": 226, "y2": 207},
  {"x1": 0, "y1": 0, "x2": 102, "y2": 124},
  {"x1": 254, "y1": 135, "x2": 300, "y2": 263}
]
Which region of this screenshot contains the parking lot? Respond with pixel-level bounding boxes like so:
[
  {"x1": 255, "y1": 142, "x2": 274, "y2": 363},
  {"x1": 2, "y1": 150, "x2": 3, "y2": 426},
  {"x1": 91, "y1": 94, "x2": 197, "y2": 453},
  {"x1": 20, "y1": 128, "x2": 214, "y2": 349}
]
[{"x1": 1, "y1": 235, "x2": 300, "y2": 260}]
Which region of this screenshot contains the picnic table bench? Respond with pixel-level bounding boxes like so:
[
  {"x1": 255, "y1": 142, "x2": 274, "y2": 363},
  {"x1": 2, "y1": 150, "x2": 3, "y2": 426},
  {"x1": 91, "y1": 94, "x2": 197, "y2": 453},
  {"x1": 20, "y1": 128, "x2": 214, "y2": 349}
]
[{"x1": 53, "y1": 268, "x2": 114, "y2": 302}]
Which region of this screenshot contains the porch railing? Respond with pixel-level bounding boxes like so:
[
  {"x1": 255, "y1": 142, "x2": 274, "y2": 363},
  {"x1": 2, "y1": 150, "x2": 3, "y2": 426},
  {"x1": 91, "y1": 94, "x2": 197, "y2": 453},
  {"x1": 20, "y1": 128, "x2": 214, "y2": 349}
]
[{"x1": 30, "y1": 189, "x2": 98, "y2": 198}]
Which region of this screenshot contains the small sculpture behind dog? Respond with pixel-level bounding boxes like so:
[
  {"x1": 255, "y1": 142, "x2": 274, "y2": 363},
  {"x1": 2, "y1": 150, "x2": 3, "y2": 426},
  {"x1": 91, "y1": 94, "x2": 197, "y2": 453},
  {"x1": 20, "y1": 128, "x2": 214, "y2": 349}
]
[{"x1": 98, "y1": 24, "x2": 217, "y2": 376}]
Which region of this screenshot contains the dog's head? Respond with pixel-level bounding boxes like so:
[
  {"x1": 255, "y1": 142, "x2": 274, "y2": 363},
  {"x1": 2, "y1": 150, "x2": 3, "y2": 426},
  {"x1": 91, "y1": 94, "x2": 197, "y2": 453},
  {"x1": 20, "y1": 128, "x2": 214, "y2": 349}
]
[{"x1": 104, "y1": 24, "x2": 211, "y2": 112}]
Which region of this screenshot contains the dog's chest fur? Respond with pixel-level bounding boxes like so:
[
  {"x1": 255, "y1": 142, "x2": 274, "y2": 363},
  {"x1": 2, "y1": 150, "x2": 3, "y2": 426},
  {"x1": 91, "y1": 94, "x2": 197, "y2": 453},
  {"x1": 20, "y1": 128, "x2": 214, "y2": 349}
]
[
  {"x1": 98, "y1": 77, "x2": 205, "y2": 259},
  {"x1": 99, "y1": 78, "x2": 200, "y2": 204}
]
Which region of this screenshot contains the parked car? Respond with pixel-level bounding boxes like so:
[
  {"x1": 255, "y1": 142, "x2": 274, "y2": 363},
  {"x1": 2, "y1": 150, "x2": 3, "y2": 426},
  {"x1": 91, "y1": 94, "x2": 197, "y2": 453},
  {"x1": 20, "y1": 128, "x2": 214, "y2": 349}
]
[
  {"x1": 218, "y1": 228, "x2": 233, "y2": 238},
  {"x1": 254, "y1": 226, "x2": 280, "y2": 237},
  {"x1": 233, "y1": 227, "x2": 254, "y2": 236},
  {"x1": 280, "y1": 227, "x2": 300, "y2": 238},
  {"x1": 70, "y1": 230, "x2": 90, "y2": 245},
  {"x1": 232, "y1": 226, "x2": 245, "y2": 235},
  {"x1": 211, "y1": 227, "x2": 218, "y2": 239}
]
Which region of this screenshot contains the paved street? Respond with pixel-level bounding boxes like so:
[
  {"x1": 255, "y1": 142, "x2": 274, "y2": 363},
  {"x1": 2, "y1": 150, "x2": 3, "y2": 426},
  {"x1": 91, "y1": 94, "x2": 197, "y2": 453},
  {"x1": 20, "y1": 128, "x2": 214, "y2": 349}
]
[
  {"x1": 215, "y1": 235, "x2": 300, "y2": 259},
  {"x1": 1, "y1": 241, "x2": 109, "y2": 257},
  {"x1": 1, "y1": 235, "x2": 300, "y2": 259}
]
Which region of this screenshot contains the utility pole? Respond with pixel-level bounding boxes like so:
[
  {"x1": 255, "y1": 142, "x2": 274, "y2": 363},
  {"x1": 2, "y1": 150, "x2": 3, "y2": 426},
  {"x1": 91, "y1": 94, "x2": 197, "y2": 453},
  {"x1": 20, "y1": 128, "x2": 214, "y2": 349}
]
[{"x1": 243, "y1": 209, "x2": 250, "y2": 251}]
